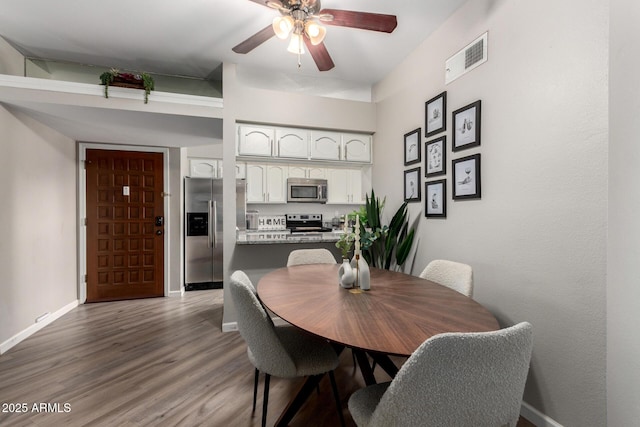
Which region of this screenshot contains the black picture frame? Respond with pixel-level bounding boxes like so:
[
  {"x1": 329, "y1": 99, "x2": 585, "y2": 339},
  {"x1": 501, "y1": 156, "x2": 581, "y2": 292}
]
[
  {"x1": 452, "y1": 154, "x2": 481, "y2": 200},
  {"x1": 425, "y1": 91, "x2": 447, "y2": 137},
  {"x1": 425, "y1": 179, "x2": 447, "y2": 218},
  {"x1": 404, "y1": 128, "x2": 421, "y2": 166},
  {"x1": 425, "y1": 136, "x2": 447, "y2": 178},
  {"x1": 404, "y1": 167, "x2": 421, "y2": 202},
  {"x1": 452, "y1": 100, "x2": 481, "y2": 152}
]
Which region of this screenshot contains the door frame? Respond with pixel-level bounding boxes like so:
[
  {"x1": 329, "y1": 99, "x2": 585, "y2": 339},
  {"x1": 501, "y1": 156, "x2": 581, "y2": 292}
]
[{"x1": 78, "y1": 143, "x2": 171, "y2": 303}]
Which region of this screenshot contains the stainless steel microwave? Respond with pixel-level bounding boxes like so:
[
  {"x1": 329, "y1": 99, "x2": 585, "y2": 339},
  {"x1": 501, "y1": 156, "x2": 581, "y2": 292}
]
[{"x1": 287, "y1": 178, "x2": 328, "y2": 203}]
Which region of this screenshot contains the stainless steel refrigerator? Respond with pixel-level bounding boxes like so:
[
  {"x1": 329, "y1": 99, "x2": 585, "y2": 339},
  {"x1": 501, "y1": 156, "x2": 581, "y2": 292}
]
[{"x1": 184, "y1": 177, "x2": 246, "y2": 290}]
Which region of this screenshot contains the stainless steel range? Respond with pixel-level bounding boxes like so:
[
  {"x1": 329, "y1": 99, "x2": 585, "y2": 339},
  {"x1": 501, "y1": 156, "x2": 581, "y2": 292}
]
[{"x1": 285, "y1": 214, "x2": 333, "y2": 233}]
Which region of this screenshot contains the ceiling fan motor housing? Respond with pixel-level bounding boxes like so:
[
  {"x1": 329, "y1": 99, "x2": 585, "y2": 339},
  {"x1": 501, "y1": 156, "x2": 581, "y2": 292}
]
[{"x1": 280, "y1": 0, "x2": 321, "y2": 16}]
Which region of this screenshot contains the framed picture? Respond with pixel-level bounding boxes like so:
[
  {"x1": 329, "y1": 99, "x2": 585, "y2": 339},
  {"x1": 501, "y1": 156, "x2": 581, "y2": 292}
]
[
  {"x1": 404, "y1": 128, "x2": 421, "y2": 165},
  {"x1": 425, "y1": 91, "x2": 447, "y2": 137},
  {"x1": 425, "y1": 136, "x2": 447, "y2": 177},
  {"x1": 404, "y1": 167, "x2": 421, "y2": 202},
  {"x1": 452, "y1": 154, "x2": 481, "y2": 200},
  {"x1": 425, "y1": 179, "x2": 447, "y2": 218},
  {"x1": 452, "y1": 100, "x2": 481, "y2": 152}
]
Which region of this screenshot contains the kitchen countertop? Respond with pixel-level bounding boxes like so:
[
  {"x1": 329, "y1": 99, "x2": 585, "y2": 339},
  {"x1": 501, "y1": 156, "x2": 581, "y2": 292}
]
[{"x1": 236, "y1": 230, "x2": 343, "y2": 245}]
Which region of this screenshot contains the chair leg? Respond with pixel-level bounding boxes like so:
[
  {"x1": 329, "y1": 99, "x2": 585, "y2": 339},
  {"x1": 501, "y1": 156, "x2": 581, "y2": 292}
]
[
  {"x1": 262, "y1": 373, "x2": 270, "y2": 427},
  {"x1": 252, "y1": 368, "x2": 260, "y2": 413},
  {"x1": 328, "y1": 370, "x2": 345, "y2": 427}
]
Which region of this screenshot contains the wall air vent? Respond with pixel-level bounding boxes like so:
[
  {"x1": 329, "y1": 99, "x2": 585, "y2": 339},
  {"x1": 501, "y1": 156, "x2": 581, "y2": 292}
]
[{"x1": 445, "y1": 32, "x2": 488, "y2": 84}]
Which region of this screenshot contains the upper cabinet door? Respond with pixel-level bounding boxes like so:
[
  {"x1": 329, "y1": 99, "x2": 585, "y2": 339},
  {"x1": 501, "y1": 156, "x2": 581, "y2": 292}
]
[
  {"x1": 310, "y1": 131, "x2": 342, "y2": 161},
  {"x1": 288, "y1": 165, "x2": 307, "y2": 178},
  {"x1": 235, "y1": 162, "x2": 246, "y2": 179},
  {"x1": 276, "y1": 128, "x2": 309, "y2": 159},
  {"x1": 344, "y1": 134, "x2": 372, "y2": 163},
  {"x1": 246, "y1": 164, "x2": 267, "y2": 203},
  {"x1": 189, "y1": 158, "x2": 219, "y2": 178},
  {"x1": 307, "y1": 166, "x2": 326, "y2": 179},
  {"x1": 237, "y1": 125, "x2": 274, "y2": 157},
  {"x1": 265, "y1": 165, "x2": 288, "y2": 203}
]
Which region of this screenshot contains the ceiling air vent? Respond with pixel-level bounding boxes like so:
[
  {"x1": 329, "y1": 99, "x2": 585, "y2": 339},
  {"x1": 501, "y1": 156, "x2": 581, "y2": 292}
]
[{"x1": 445, "y1": 32, "x2": 488, "y2": 84}]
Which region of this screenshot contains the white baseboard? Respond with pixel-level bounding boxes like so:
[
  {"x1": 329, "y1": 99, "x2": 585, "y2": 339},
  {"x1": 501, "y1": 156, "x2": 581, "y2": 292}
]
[
  {"x1": 521, "y1": 401, "x2": 564, "y2": 427},
  {"x1": 168, "y1": 289, "x2": 184, "y2": 297},
  {"x1": 0, "y1": 300, "x2": 79, "y2": 355}
]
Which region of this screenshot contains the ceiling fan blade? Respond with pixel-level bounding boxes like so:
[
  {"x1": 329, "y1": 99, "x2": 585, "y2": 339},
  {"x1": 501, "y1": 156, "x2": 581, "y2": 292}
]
[
  {"x1": 232, "y1": 25, "x2": 275, "y2": 54},
  {"x1": 319, "y1": 9, "x2": 398, "y2": 33},
  {"x1": 303, "y1": 38, "x2": 335, "y2": 72}
]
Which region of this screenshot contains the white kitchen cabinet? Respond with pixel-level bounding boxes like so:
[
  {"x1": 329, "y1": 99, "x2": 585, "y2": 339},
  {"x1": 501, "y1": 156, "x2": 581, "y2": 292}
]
[
  {"x1": 189, "y1": 158, "x2": 220, "y2": 178},
  {"x1": 344, "y1": 133, "x2": 372, "y2": 163},
  {"x1": 276, "y1": 128, "x2": 309, "y2": 159},
  {"x1": 288, "y1": 165, "x2": 326, "y2": 179},
  {"x1": 235, "y1": 162, "x2": 246, "y2": 179},
  {"x1": 327, "y1": 167, "x2": 366, "y2": 204},
  {"x1": 238, "y1": 124, "x2": 373, "y2": 165},
  {"x1": 310, "y1": 131, "x2": 342, "y2": 161},
  {"x1": 237, "y1": 124, "x2": 274, "y2": 157},
  {"x1": 246, "y1": 163, "x2": 288, "y2": 203}
]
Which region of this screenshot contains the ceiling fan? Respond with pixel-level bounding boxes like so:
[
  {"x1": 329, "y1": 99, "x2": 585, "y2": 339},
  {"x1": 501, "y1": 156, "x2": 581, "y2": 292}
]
[{"x1": 232, "y1": 0, "x2": 398, "y2": 71}]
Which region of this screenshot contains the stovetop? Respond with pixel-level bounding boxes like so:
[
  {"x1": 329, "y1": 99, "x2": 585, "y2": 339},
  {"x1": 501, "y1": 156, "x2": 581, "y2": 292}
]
[{"x1": 285, "y1": 213, "x2": 332, "y2": 233}]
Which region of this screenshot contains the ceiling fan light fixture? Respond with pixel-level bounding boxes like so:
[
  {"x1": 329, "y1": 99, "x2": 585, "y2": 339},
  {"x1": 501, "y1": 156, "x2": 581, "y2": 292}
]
[
  {"x1": 272, "y1": 15, "x2": 294, "y2": 39},
  {"x1": 287, "y1": 32, "x2": 305, "y2": 54},
  {"x1": 305, "y1": 21, "x2": 326, "y2": 45}
]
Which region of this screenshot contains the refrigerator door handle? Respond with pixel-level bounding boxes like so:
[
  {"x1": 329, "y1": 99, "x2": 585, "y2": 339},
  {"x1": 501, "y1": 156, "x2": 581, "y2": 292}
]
[
  {"x1": 208, "y1": 200, "x2": 214, "y2": 248},
  {"x1": 213, "y1": 200, "x2": 218, "y2": 248}
]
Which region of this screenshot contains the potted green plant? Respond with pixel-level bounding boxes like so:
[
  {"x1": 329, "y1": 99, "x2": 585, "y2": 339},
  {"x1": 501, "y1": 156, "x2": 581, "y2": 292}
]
[
  {"x1": 353, "y1": 189, "x2": 417, "y2": 271},
  {"x1": 99, "y1": 68, "x2": 155, "y2": 104},
  {"x1": 335, "y1": 232, "x2": 355, "y2": 260}
]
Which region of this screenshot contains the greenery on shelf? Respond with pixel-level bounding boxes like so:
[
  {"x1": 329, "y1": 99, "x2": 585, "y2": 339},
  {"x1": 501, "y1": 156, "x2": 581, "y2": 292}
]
[{"x1": 99, "y1": 68, "x2": 155, "y2": 104}]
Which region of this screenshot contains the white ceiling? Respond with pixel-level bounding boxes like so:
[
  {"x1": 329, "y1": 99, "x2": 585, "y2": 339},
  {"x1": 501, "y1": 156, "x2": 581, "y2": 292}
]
[{"x1": 0, "y1": 0, "x2": 467, "y2": 147}]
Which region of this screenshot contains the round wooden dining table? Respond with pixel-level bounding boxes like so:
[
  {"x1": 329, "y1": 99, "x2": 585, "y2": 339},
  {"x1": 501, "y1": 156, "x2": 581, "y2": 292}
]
[
  {"x1": 258, "y1": 263, "x2": 500, "y2": 357},
  {"x1": 257, "y1": 263, "x2": 500, "y2": 427}
]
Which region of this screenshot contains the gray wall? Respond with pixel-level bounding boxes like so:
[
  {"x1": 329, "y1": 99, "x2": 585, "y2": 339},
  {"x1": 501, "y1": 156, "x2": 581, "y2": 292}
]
[
  {"x1": 0, "y1": 37, "x2": 78, "y2": 347},
  {"x1": 608, "y1": 0, "x2": 640, "y2": 425},
  {"x1": 0, "y1": 105, "x2": 78, "y2": 346},
  {"x1": 372, "y1": 0, "x2": 607, "y2": 425}
]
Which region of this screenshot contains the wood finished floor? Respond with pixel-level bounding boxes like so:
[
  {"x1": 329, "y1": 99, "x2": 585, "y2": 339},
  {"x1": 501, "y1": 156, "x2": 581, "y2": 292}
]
[{"x1": 0, "y1": 290, "x2": 535, "y2": 427}]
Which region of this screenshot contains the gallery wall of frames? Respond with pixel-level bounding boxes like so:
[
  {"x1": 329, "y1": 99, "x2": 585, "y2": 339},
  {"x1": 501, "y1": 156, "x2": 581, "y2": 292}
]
[{"x1": 402, "y1": 90, "x2": 482, "y2": 218}]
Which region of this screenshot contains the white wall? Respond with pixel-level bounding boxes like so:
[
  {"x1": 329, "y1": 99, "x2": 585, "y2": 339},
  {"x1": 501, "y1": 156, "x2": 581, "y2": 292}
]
[
  {"x1": 0, "y1": 36, "x2": 24, "y2": 76},
  {"x1": 608, "y1": 0, "x2": 640, "y2": 425},
  {"x1": 373, "y1": 0, "x2": 607, "y2": 425},
  {"x1": 0, "y1": 105, "x2": 78, "y2": 347}
]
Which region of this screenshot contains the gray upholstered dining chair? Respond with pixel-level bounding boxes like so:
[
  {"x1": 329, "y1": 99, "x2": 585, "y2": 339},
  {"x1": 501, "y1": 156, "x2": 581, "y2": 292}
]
[
  {"x1": 285, "y1": 248, "x2": 364, "y2": 371},
  {"x1": 229, "y1": 270, "x2": 345, "y2": 427},
  {"x1": 419, "y1": 259, "x2": 474, "y2": 297},
  {"x1": 348, "y1": 322, "x2": 533, "y2": 427},
  {"x1": 287, "y1": 248, "x2": 337, "y2": 266}
]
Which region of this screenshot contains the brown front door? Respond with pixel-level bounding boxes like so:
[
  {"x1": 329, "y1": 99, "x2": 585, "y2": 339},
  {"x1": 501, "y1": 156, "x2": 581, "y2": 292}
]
[{"x1": 85, "y1": 149, "x2": 165, "y2": 302}]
